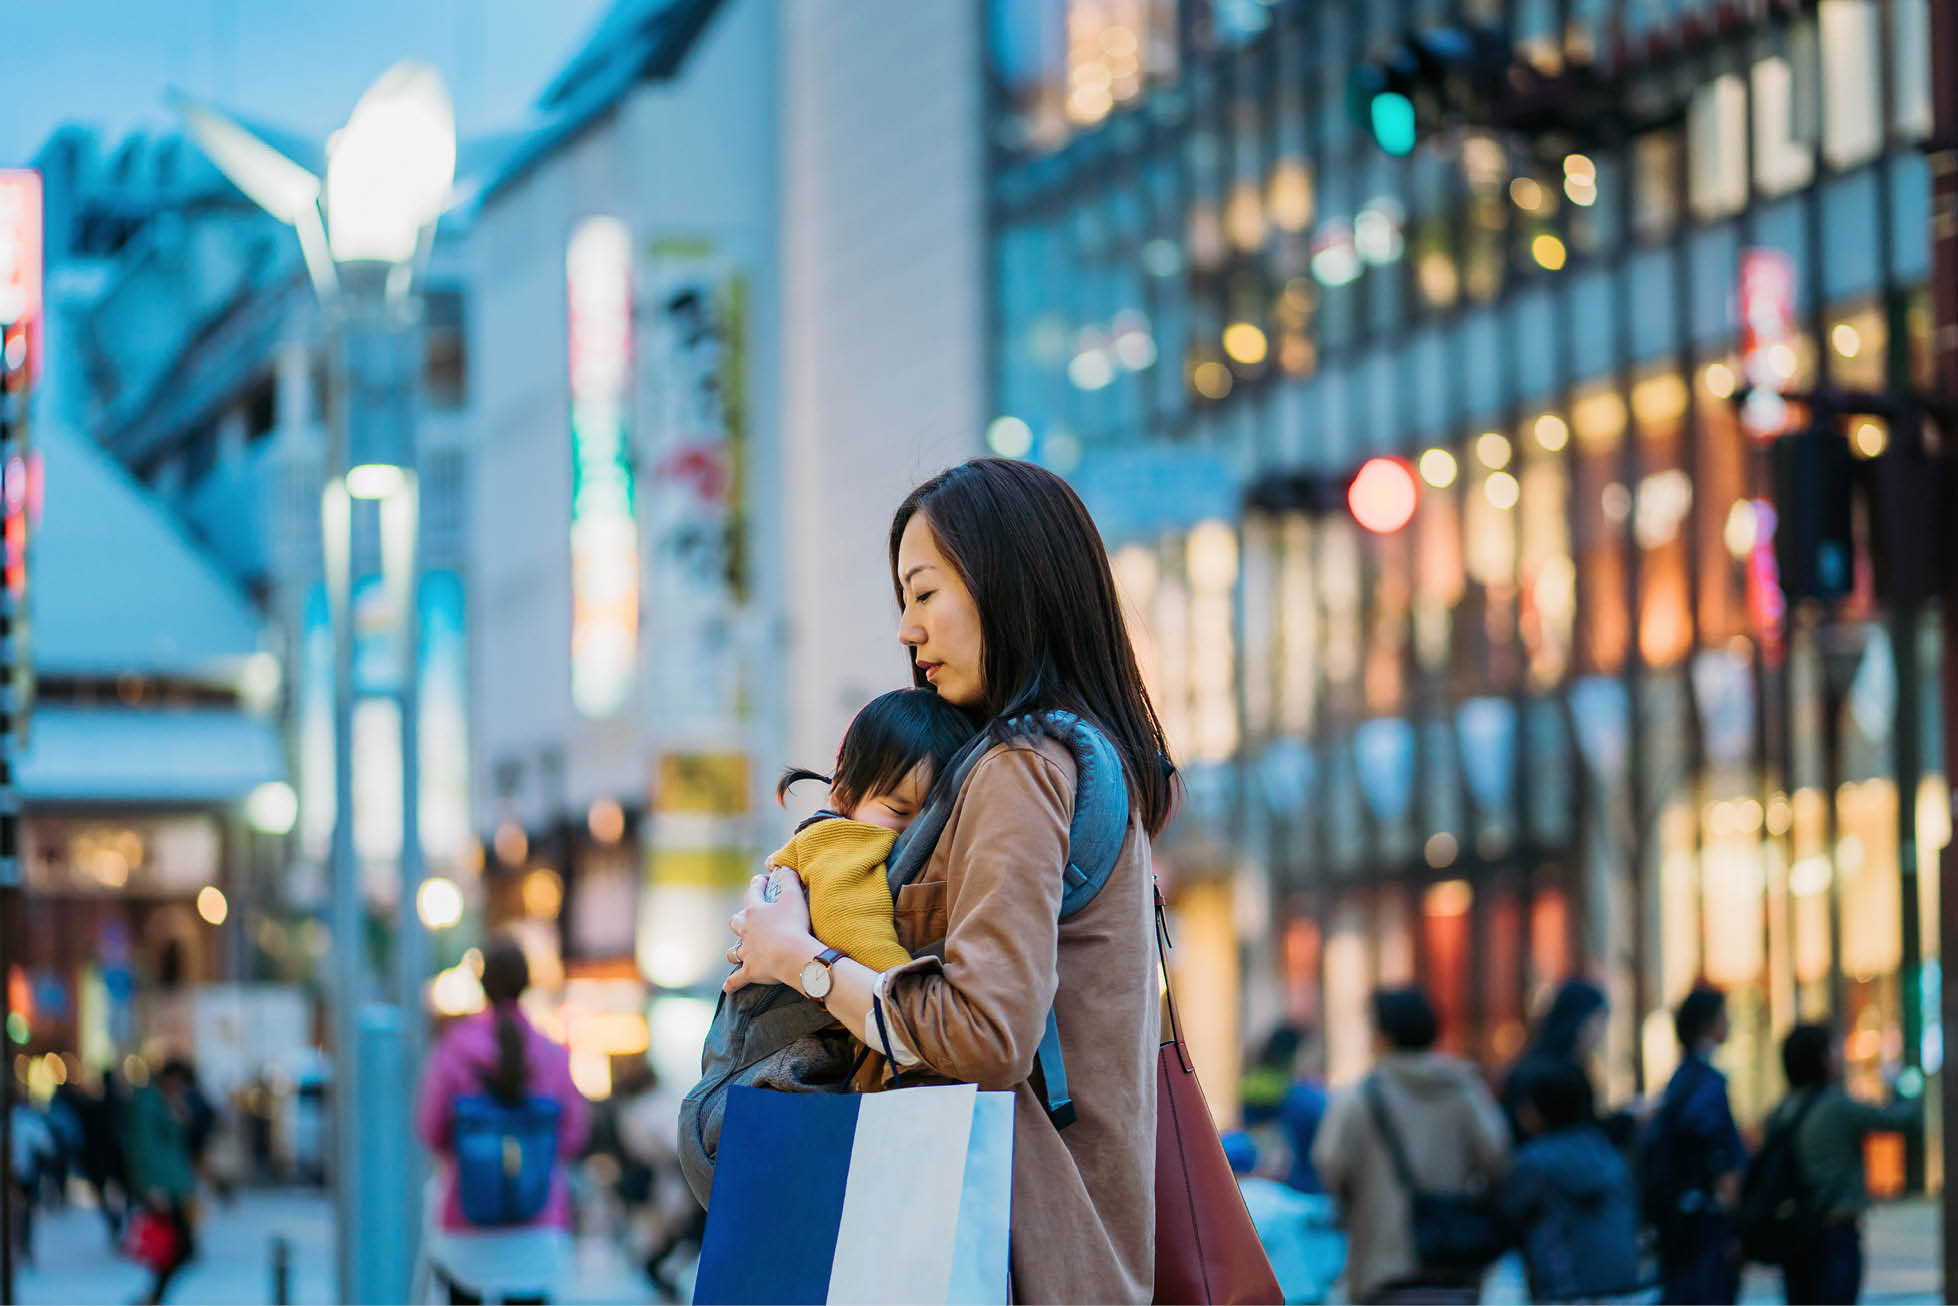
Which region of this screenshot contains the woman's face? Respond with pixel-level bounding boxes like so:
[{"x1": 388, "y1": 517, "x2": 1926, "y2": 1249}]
[{"x1": 897, "y1": 513, "x2": 986, "y2": 709}]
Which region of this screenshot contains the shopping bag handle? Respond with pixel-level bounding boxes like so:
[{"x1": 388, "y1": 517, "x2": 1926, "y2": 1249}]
[{"x1": 872, "y1": 992, "x2": 908, "y2": 1089}]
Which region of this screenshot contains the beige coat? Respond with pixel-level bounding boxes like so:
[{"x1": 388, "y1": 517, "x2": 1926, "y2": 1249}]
[
  {"x1": 1312, "y1": 1052, "x2": 1510, "y2": 1302},
  {"x1": 858, "y1": 736, "x2": 1159, "y2": 1305}
]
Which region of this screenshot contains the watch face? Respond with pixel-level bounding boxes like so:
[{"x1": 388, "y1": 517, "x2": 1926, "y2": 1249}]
[{"x1": 801, "y1": 957, "x2": 833, "y2": 1000}]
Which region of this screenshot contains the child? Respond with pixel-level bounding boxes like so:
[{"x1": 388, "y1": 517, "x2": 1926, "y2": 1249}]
[
  {"x1": 770, "y1": 688, "x2": 975, "y2": 971},
  {"x1": 1498, "y1": 1060, "x2": 1644, "y2": 1304}
]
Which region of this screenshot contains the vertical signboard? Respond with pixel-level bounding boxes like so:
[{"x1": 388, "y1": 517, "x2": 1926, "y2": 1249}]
[
  {"x1": 644, "y1": 242, "x2": 749, "y2": 734},
  {"x1": 1738, "y1": 249, "x2": 1797, "y2": 440},
  {"x1": 567, "y1": 217, "x2": 638, "y2": 719}
]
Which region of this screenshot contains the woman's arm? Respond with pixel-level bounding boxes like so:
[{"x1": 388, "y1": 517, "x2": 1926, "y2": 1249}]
[
  {"x1": 874, "y1": 747, "x2": 1072, "y2": 1086},
  {"x1": 725, "y1": 745, "x2": 1075, "y2": 1086}
]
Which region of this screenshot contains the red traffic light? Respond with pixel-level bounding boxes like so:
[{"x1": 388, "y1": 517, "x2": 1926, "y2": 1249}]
[{"x1": 1348, "y1": 457, "x2": 1419, "y2": 533}]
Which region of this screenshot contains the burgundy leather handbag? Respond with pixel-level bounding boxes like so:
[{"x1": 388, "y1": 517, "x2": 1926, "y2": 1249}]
[{"x1": 1152, "y1": 888, "x2": 1284, "y2": 1306}]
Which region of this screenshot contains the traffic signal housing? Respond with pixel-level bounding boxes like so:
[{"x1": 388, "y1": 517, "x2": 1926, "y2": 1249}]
[{"x1": 1348, "y1": 25, "x2": 1516, "y2": 156}]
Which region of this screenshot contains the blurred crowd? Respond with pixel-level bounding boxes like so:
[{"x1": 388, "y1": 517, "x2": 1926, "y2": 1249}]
[{"x1": 1225, "y1": 982, "x2": 1922, "y2": 1305}]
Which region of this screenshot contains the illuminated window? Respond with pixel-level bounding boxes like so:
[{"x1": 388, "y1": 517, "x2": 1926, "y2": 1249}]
[
  {"x1": 1752, "y1": 54, "x2": 1814, "y2": 196},
  {"x1": 1821, "y1": 1, "x2": 1883, "y2": 167},
  {"x1": 1688, "y1": 75, "x2": 1748, "y2": 220},
  {"x1": 1893, "y1": 0, "x2": 1934, "y2": 140},
  {"x1": 1634, "y1": 132, "x2": 1683, "y2": 242}
]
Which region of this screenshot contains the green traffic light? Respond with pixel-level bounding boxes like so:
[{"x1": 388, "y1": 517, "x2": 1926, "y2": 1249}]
[{"x1": 1370, "y1": 92, "x2": 1417, "y2": 156}]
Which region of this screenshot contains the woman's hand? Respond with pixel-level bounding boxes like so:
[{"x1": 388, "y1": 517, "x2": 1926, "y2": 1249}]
[{"x1": 723, "y1": 867, "x2": 820, "y2": 994}]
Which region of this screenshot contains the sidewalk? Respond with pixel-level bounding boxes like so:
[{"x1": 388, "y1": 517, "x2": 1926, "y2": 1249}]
[
  {"x1": 1351, "y1": 1198, "x2": 1941, "y2": 1305},
  {"x1": 16, "y1": 1186, "x2": 653, "y2": 1305}
]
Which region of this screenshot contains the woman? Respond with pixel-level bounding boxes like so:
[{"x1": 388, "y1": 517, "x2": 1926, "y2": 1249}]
[
  {"x1": 724, "y1": 458, "x2": 1173, "y2": 1303},
  {"x1": 125, "y1": 1060, "x2": 199, "y2": 1304},
  {"x1": 1767, "y1": 1023, "x2": 1921, "y2": 1304},
  {"x1": 1500, "y1": 979, "x2": 1639, "y2": 1148},
  {"x1": 414, "y1": 938, "x2": 590, "y2": 1305}
]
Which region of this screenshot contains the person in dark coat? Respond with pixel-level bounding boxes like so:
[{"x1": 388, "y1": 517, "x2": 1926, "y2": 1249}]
[
  {"x1": 1766, "y1": 1024, "x2": 1922, "y2": 1304},
  {"x1": 1499, "y1": 1060, "x2": 1644, "y2": 1303},
  {"x1": 1648, "y1": 986, "x2": 1747, "y2": 1305}
]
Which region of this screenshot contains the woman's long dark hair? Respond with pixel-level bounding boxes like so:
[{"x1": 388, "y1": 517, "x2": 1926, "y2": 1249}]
[
  {"x1": 890, "y1": 458, "x2": 1177, "y2": 837},
  {"x1": 778, "y1": 688, "x2": 977, "y2": 813},
  {"x1": 480, "y1": 937, "x2": 530, "y2": 1105}
]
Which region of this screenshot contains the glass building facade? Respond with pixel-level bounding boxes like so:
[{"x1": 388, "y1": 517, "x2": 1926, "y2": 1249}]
[{"x1": 986, "y1": 0, "x2": 1947, "y2": 1186}]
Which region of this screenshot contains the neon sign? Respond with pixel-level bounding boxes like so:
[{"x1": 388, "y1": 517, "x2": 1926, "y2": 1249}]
[{"x1": 567, "y1": 216, "x2": 638, "y2": 718}]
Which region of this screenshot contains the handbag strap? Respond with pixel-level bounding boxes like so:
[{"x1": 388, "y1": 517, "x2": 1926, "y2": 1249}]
[
  {"x1": 1362, "y1": 1076, "x2": 1423, "y2": 1196},
  {"x1": 1156, "y1": 884, "x2": 1194, "y2": 1074}
]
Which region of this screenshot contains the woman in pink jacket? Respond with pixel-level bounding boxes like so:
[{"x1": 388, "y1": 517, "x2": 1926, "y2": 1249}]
[{"x1": 414, "y1": 938, "x2": 589, "y2": 1305}]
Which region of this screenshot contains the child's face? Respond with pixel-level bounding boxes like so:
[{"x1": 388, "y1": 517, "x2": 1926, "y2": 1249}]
[{"x1": 845, "y1": 762, "x2": 933, "y2": 833}]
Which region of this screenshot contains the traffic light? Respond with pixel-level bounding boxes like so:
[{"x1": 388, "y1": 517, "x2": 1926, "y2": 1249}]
[
  {"x1": 1349, "y1": 25, "x2": 1515, "y2": 156},
  {"x1": 1244, "y1": 458, "x2": 1420, "y2": 535},
  {"x1": 1769, "y1": 425, "x2": 1855, "y2": 604}
]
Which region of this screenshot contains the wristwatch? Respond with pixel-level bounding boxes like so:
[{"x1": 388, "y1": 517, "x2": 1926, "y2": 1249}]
[{"x1": 800, "y1": 946, "x2": 845, "y2": 1008}]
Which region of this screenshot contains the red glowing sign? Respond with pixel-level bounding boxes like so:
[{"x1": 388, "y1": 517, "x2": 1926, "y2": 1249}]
[
  {"x1": 1739, "y1": 248, "x2": 1796, "y2": 441},
  {"x1": 0, "y1": 171, "x2": 42, "y2": 387},
  {"x1": 1348, "y1": 457, "x2": 1419, "y2": 534}
]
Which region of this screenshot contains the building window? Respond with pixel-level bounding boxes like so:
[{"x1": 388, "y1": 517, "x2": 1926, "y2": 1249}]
[
  {"x1": 423, "y1": 288, "x2": 467, "y2": 411},
  {"x1": 1688, "y1": 74, "x2": 1748, "y2": 220},
  {"x1": 1891, "y1": 0, "x2": 1934, "y2": 141},
  {"x1": 1633, "y1": 131, "x2": 1684, "y2": 243},
  {"x1": 1820, "y1": 0, "x2": 1884, "y2": 168},
  {"x1": 1752, "y1": 54, "x2": 1814, "y2": 197}
]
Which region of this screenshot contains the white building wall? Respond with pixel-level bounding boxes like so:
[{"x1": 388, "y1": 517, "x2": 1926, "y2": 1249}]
[
  {"x1": 779, "y1": 0, "x2": 986, "y2": 779},
  {"x1": 467, "y1": 0, "x2": 782, "y2": 831}
]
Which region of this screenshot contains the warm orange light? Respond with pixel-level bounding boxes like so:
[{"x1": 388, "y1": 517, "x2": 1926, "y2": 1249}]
[{"x1": 1348, "y1": 457, "x2": 1419, "y2": 534}]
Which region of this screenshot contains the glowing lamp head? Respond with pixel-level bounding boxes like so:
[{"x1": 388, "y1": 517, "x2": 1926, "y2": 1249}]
[
  {"x1": 324, "y1": 61, "x2": 457, "y2": 265},
  {"x1": 1348, "y1": 457, "x2": 1419, "y2": 534}
]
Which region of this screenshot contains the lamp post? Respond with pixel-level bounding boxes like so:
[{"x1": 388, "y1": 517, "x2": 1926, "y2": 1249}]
[{"x1": 177, "y1": 63, "x2": 454, "y2": 1305}]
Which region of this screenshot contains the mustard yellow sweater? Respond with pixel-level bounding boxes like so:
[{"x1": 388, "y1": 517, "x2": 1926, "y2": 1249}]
[{"x1": 768, "y1": 819, "x2": 914, "y2": 972}]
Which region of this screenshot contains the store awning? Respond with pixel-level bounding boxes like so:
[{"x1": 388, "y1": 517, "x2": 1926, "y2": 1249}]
[{"x1": 18, "y1": 705, "x2": 284, "y2": 806}]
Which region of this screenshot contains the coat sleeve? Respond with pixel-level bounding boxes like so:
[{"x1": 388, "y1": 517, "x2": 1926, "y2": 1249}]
[
  {"x1": 880, "y1": 746, "x2": 1072, "y2": 1088},
  {"x1": 1840, "y1": 1093, "x2": 1923, "y2": 1135}
]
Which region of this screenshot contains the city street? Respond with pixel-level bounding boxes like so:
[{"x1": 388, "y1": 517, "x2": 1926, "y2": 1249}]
[
  {"x1": 17, "y1": 1188, "x2": 655, "y2": 1306},
  {"x1": 7, "y1": 1183, "x2": 1941, "y2": 1305}
]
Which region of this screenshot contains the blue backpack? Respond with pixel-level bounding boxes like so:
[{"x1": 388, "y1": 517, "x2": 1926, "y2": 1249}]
[{"x1": 451, "y1": 1093, "x2": 562, "y2": 1226}]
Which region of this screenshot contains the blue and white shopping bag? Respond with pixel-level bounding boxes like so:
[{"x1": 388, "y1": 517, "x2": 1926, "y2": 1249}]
[{"x1": 694, "y1": 1082, "x2": 1014, "y2": 1305}]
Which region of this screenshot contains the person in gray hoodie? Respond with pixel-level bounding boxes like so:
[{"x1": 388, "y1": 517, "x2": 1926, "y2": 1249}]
[
  {"x1": 1500, "y1": 1060, "x2": 1644, "y2": 1303},
  {"x1": 1314, "y1": 989, "x2": 1510, "y2": 1304}
]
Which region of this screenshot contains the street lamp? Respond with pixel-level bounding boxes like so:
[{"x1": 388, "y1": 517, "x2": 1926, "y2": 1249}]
[{"x1": 177, "y1": 62, "x2": 454, "y2": 1306}]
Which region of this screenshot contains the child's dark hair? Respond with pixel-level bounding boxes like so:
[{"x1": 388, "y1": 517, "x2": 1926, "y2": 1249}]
[
  {"x1": 778, "y1": 688, "x2": 977, "y2": 815},
  {"x1": 1528, "y1": 1059, "x2": 1597, "y2": 1132}
]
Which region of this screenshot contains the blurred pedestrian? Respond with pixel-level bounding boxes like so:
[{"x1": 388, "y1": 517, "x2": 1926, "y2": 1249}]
[
  {"x1": 1501, "y1": 979, "x2": 1641, "y2": 1151},
  {"x1": 79, "y1": 1068, "x2": 131, "y2": 1241},
  {"x1": 1640, "y1": 985, "x2": 1746, "y2": 1305},
  {"x1": 611, "y1": 1065, "x2": 701, "y2": 1302},
  {"x1": 1241, "y1": 1023, "x2": 1330, "y2": 1195},
  {"x1": 9, "y1": 1088, "x2": 55, "y2": 1265},
  {"x1": 125, "y1": 1060, "x2": 200, "y2": 1304},
  {"x1": 414, "y1": 937, "x2": 589, "y2": 1305},
  {"x1": 1498, "y1": 1060, "x2": 1644, "y2": 1303},
  {"x1": 1754, "y1": 1023, "x2": 1921, "y2": 1304},
  {"x1": 1222, "y1": 1129, "x2": 1343, "y2": 1305},
  {"x1": 1313, "y1": 988, "x2": 1510, "y2": 1304}
]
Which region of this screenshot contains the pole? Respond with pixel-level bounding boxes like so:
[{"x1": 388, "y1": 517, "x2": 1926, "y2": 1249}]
[
  {"x1": 323, "y1": 305, "x2": 362, "y2": 1306},
  {"x1": 0, "y1": 328, "x2": 20, "y2": 1306},
  {"x1": 1925, "y1": 0, "x2": 1958, "y2": 1291}
]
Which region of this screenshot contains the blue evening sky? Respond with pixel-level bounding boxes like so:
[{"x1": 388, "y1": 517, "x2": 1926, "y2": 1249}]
[{"x1": 4, "y1": 0, "x2": 615, "y2": 165}]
